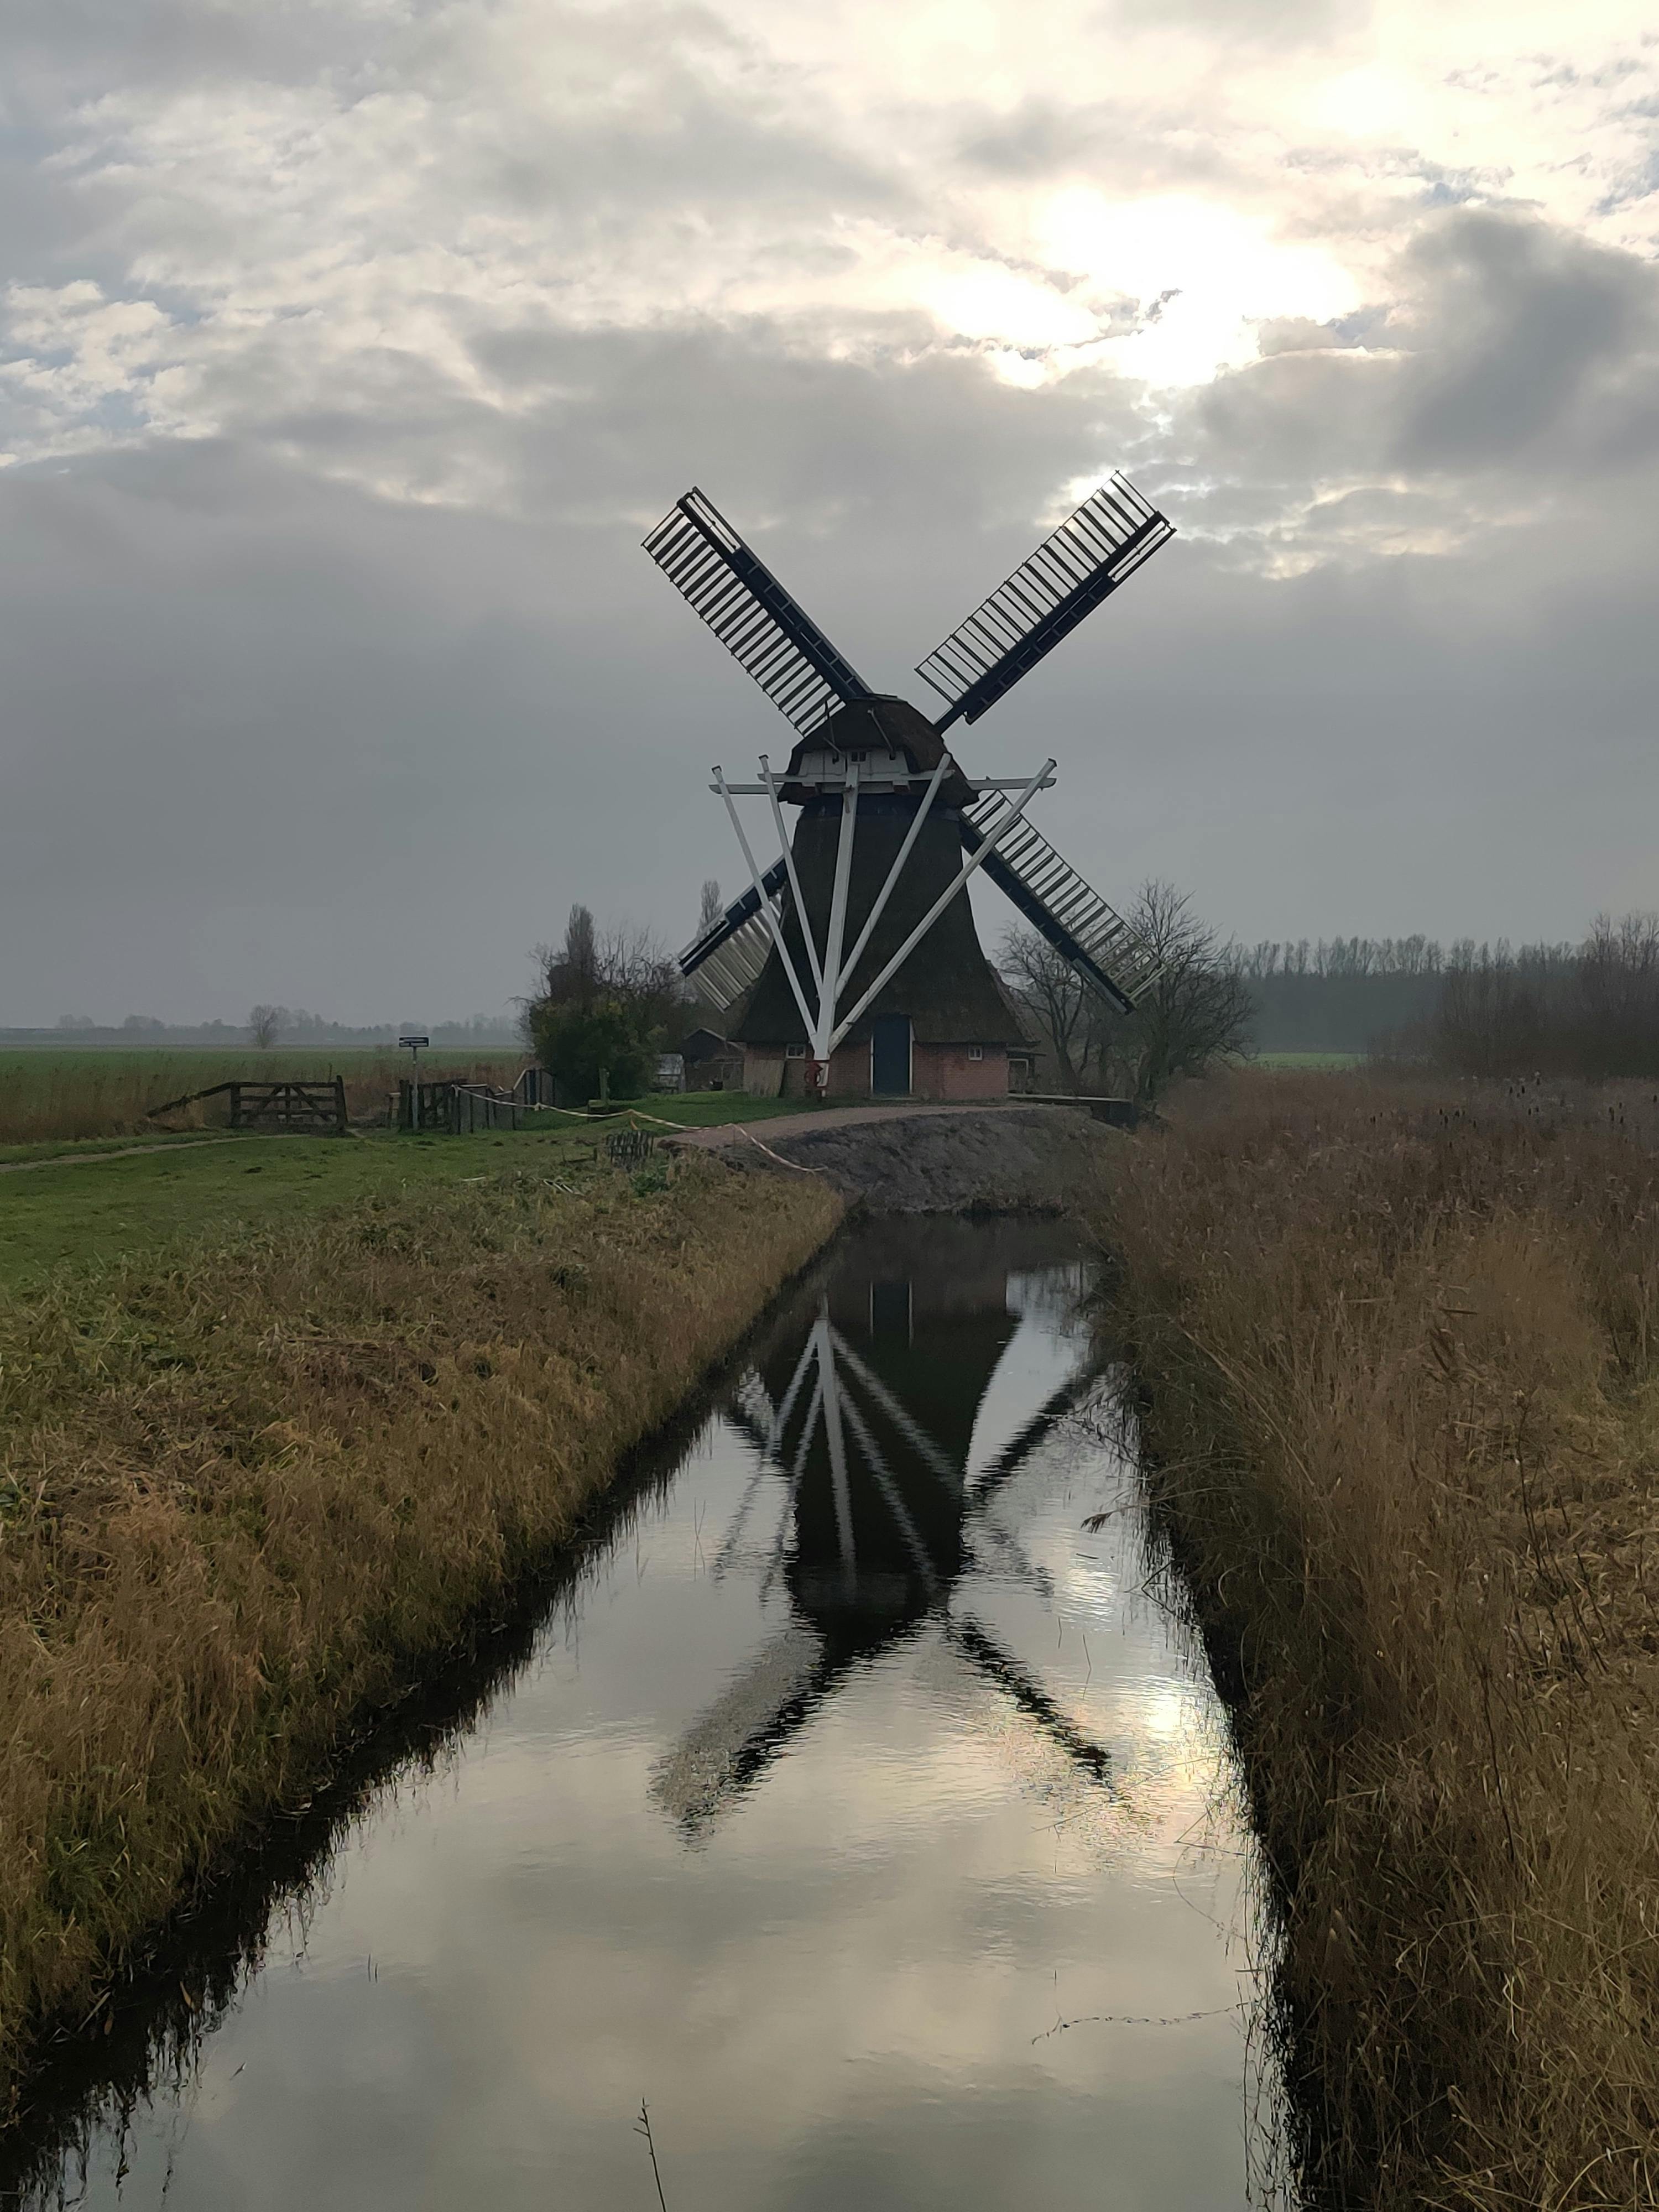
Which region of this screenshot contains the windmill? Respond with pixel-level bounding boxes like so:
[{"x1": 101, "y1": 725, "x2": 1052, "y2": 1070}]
[{"x1": 643, "y1": 474, "x2": 1174, "y2": 1099}]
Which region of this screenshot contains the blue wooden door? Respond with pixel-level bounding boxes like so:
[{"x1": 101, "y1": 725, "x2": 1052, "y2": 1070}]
[{"x1": 870, "y1": 1014, "x2": 912, "y2": 1095}]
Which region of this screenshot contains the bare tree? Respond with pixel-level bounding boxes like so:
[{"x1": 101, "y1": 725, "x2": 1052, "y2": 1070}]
[
  {"x1": 697, "y1": 879, "x2": 723, "y2": 935},
  {"x1": 999, "y1": 926, "x2": 1088, "y2": 1091},
  {"x1": 249, "y1": 1004, "x2": 285, "y2": 1050},
  {"x1": 1002, "y1": 885, "x2": 1250, "y2": 1103},
  {"x1": 1099, "y1": 881, "x2": 1254, "y2": 1104},
  {"x1": 1427, "y1": 912, "x2": 1659, "y2": 1079}
]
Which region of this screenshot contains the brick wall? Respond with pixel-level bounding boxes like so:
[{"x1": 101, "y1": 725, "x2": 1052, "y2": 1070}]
[
  {"x1": 743, "y1": 1041, "x2": 1009, "y2": 1100},
  {"x1": 915, "y1": 1044, "x2": 1009, "y2": 1100}
]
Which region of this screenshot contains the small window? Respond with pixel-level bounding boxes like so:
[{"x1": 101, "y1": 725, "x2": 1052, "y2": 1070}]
[
  {"x1": 968, "y1": 1045, "x2": 984, "y2": 1062},
  {"x1": 786, "y1": 1044, "x2": 806, "y2": 1058}
]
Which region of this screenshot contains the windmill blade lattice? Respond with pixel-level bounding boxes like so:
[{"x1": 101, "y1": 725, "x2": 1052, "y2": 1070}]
[
  {"x1": 916, "y1": 475, "x2": 1172, "y2": 730},
  {"x1": 677, "y1": 861, "x2": 788, "y2": 1008},
  {"x1": 961, "y1": 791, "x2": 1161, "y2": 1016},
  {"x1": 644, "y1": 488, "x2": 875, "y2": 736}
]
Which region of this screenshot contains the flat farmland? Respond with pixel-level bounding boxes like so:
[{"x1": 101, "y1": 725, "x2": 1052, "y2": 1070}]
[{"x1": 0, "y1": 1049, "x2": 526, "y2": 1146}]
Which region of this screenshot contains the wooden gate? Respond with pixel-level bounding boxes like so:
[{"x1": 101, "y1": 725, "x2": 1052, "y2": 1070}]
[{"x1": 145, "y1": 1077, "x2": 348, "y2": 1134}]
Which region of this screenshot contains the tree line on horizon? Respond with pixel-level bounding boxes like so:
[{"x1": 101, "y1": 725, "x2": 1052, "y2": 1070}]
[
  {"x1": 1232, "y1": 919, "x2": 1659, "y2": 1076},
  {"x1": 1402, "y1": 914, "x2": 1659, "y2": 1081}
]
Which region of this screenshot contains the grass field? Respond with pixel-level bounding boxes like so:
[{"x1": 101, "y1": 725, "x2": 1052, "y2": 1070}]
[
  {"x1": 0, "y1": 1096, "x2": 806, "y2": 1290},
  {"x1": 0, "y1": 1132, "x2": 575, "y2": 1288},
  {"x1": 0, "y1": 1046, "x2": 816, "y2": 1150},
  {"x1": 1246, "y1": 1050, "x2": 1365, "y2": 1070},
  {"x1": 0, "y1": 1050, "x2": 532, "y2": 1146},
  {"x1": 1093, "y1": 1070, "x2": 1659, "y2": 2207}
]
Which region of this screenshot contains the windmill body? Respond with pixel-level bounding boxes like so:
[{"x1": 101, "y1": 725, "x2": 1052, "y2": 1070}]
[
  {"x1": 737, "y1": 697, "x2": 1027, "y2": 1098},
  {"x1": 644, "y1": 476, "x2": 1173, "y2": 1100}
]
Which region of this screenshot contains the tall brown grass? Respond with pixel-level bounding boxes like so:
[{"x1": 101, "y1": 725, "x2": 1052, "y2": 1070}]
[
  {"x1": 1092, "y1": 1071, "x2": 1659, "y2": 2208},
  {"x1": 0, "y1": 1052, "x2": 526, "y2": 1145},
  {"x1": 0, "y1": 1152, "x2": 839, "y2": 2122}
]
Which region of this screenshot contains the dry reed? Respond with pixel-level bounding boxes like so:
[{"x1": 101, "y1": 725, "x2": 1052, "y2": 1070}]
[
  {"x1": 1091, "y1": 1070, "x2": 1659, "y2": 2209},
  {"x1": 0, "y1": 1151, "x2": 839, "y2": 2120}
]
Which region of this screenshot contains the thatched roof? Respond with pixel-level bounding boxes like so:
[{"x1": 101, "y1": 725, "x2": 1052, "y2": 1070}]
[{"x1": 733, "y1": 799, "x2": 1027, "y2": 1048}]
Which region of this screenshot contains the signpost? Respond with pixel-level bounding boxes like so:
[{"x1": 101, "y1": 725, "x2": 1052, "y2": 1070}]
[{"x1": 399, "y1": 1033, "x2": 430, "y2": 1130}]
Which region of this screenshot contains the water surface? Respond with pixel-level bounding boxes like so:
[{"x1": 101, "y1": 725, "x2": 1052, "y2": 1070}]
[{"x1": 24, "y1": 1217, "x2": 1277, "y2": 2210}]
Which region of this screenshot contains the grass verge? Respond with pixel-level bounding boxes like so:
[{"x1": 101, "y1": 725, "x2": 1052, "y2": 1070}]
[
  {"x1": 0, "y1": 1145, "x2": 840, "y2": 2122},
  {"x1": 1089, "y1": 1070, "x2": 1659, "y2": 2209}
]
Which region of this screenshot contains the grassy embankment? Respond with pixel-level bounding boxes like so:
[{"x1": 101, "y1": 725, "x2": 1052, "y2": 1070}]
[
  {"x1": 0, "y1": 1126, "x2": 840, "y2": 2121},
  {"x1": 1092, "y1": 1072, "x2": 1659, "y2": 2209}
]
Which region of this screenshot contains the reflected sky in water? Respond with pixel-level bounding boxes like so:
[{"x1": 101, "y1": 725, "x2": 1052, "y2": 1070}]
[{"x1": 29, "y1": 1218, "x2": 1279, "y2": 2212}]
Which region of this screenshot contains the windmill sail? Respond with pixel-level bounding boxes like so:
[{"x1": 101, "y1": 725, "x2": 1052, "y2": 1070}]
[
  {"x1": 678, "y1": 863, "x2": 786, "y2": 1010},
  {"x1": 644, "y1": 488, "x2": 875, "y2": 735},
  {"x1": 961, "y1": 791, "x2": 1160, "y2": 1015},
  {"x1": 916, "y1": 475, "x2": 1172, "y2": 729}
]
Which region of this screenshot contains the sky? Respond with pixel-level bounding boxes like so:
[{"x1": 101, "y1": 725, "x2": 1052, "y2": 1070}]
[{"x1": 2, "y1": 0, "x2": 1657, "y2": 1023}]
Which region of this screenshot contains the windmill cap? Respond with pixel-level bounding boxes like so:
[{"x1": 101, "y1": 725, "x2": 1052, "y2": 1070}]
[{"x1": 781, "y1": 695, "x2": 973, "y2": 805}]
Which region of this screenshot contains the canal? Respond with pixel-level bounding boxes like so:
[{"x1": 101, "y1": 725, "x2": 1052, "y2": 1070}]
[{"x1": 17, "y1": 1215, "x2": 1282, "y2": 2209}]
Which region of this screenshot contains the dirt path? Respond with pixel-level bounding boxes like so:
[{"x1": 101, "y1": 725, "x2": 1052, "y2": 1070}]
[
  {"x1": 668, "y1": 1102, "x2": 1030, "y2": 1151},
  {"x1": 0, "y1": 1136, "x2": 243, "y2": 1177}
]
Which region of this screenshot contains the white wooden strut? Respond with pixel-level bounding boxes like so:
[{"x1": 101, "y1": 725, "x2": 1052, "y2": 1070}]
[
  {"x1": 714, "y1": 765, "x2": 817, "y2": 1041},
  {"x1": 759, "y1": 754, "x2": 824, "y2": 999},
  {"x1": 814, "y1": 761, "x2": 860, "y2": 1065},
  {"x1": 826, "y1": 758, "x2": 1054, "y2": 1054},
  {"x1": 714, "y1": 752, "x2": 1056, "y2": 1074}
]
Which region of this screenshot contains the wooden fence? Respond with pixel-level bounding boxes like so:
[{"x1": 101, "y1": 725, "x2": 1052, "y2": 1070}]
[
  {"x1": 147, "y1": 1078, "x2": 348, "y2": 1134},
  {"x1": 399, "y1": 1082, "x2": 535, "y2": 1133}
]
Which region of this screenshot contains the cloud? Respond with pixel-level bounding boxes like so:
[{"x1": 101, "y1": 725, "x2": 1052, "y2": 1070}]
[
  {"x1": 1396, "y1": 208, "x2": 1659, "y2": 469},
  {"x1": 1, "y1": 0, "x2": 1657, "y2": 1018}
]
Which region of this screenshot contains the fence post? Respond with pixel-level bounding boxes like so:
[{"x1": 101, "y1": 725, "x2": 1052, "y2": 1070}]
[{"x1": 333, "y1": 1076, "x2": 348, "y2": 1133}]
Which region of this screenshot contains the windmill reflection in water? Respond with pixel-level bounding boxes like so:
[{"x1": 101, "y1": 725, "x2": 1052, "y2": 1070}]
[{"x1": 651, "y1": 1224, "x2": 1117, "y2": 1834}]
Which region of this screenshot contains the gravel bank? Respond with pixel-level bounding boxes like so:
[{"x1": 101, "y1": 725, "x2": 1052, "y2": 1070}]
[{"x1": 676, "y1": 1102, "x2": 1123, "y2": 1213}]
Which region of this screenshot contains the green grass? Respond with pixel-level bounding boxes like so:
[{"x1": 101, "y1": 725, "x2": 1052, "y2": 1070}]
[
  {"x1": 603, "y1": 1093, "x2": 802, "y2": 1128},
  {"x1": 1248, "y1": 1050, "x2": 1365, "y2": 1070},
  {"x1": 0, "y1": 1095, "x2": 806, "y2": 1289},
  {"x1": 0, "y1": 1129, "x2": 604, "y2": 1290}
]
